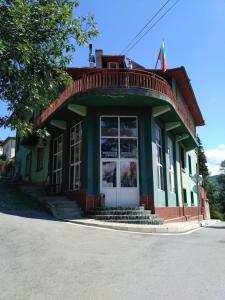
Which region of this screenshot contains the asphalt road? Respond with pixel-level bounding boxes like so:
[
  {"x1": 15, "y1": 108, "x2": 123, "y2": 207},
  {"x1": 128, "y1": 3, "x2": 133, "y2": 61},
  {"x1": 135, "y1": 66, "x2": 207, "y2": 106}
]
[{"x1": 0, "y1": 210, "x2": 225, "y2": 300}]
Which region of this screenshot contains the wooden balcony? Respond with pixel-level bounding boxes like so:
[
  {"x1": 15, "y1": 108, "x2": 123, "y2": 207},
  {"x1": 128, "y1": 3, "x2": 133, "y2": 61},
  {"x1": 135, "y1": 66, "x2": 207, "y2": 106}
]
[{"x1": 35, "y1": 69, "x2": 196, "y2": 136}]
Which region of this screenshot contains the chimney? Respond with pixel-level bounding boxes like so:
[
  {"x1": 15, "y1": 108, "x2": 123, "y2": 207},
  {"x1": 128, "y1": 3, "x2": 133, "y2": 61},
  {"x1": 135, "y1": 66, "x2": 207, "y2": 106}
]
[
  {"x1": 95, "y1": 49, "x2": 103, "y2": 68},
  {"x1": 89, "y1": 44, "x2": 95, "y2": 68}
]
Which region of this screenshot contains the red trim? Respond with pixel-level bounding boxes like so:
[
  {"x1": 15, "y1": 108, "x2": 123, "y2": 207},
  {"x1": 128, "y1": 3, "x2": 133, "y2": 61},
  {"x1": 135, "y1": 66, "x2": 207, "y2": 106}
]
[
  {"x1": 140, "y1": 195, "x2": 155, "y2": 213},
  {"x1": 149, "y1": 67, "x2": 205, "y2": 126},
  {"x1": 155, "y1": 206, "x2": 204, "y2": 221},
  {"x1": 35, "y1": 69, "x2": 197, "y2": 137}
]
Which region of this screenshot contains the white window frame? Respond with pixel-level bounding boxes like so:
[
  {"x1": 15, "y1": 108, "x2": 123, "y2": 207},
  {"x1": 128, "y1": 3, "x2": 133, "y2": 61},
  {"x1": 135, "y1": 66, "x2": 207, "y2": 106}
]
[
  {"x1": 69, "y1": 122, "x2": 82, "y2": 191},
  {"x1": 156, "y1": 124, "x2": 164, "y2": 190},
  {"x1": 52, "y1": 134, "x2": 63, "y2": 193},
  {"x1": 100, "y1": 116, "x2": 139, "y2": 189},
  {"x1": 107, "y1": 62, "x2": 119, "y2": 69},
  {"x1": 167, "y1": 137, "x2": 175, "y2": 193}
]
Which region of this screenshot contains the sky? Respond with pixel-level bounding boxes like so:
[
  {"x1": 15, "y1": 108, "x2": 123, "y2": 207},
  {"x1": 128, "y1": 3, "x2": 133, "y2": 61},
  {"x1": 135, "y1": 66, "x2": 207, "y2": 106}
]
[{"x1": 0, "y1": 0, "x2": 225, "y2": 174}]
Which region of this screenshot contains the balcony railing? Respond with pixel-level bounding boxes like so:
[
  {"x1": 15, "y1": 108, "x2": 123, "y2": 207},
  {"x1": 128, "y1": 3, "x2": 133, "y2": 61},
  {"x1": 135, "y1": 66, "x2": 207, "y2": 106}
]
[{"x1": 36, "y1": 69, "x2": 195, "y2": 136}]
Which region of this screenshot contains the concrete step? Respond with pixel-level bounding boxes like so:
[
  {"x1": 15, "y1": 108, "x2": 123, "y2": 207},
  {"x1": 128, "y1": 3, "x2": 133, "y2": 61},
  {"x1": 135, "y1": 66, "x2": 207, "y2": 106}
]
[
  {"x1": 56, "y1": 207, "x2": 82, "y2": 214},
  {"x1": 58, "y1": 212, "x2": 83, "y2": 219},
  {"x1": 90, "y1": 209, "x2": 152, "y2": 216},
  {"x1": 90, "y1": 206, "x2": 164, "y2": 225}
]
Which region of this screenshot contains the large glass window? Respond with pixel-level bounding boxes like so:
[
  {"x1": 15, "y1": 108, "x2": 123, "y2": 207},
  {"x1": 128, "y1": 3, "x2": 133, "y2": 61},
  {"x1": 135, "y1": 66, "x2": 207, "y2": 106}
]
[
  {"x1": 52, "y1": 135, "x2": 63, "y2": 193},
  {"x1": 100, "y1": 116, "x2": 138, "y2": 189},
  {"x1": 156, "y1": 125, "x2": 164, "y2": 190},
  {"x1": 70, "y1": 122, "x2": 82, "y2": 190},
  {"x1": 180, "y1": 146, "x2": 186, "y2": 170},
  {"x1": 37, "y1": 147, "x2": 44, "y2": 171},
  {"x1": 168, "y1": 137, "x2": 175, "y2": 193},
  {"x1": 120, "y1": 162, "x2": 137, "y2": 187},
  {"x1": 102, "y1": 161, "x2": 117, "y2": 187}
]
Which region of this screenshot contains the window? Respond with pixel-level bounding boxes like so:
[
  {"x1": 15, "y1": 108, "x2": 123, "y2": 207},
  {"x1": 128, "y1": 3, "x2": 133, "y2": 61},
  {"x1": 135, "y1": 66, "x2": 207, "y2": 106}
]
[
  {"x1": 16, "y1": 136, "x2": 20, "y2": 152},
  {"x1": 25, "y1": 152, "x2": 32, "y2": 177},
  {"x1": 70, "y1": 122, "x2": 82, "y2": 190},
  {"x1": 188, "y1": 155, "x2": 192, "y2": 175},
  {"x1": 100, "y1": 116, "x2": 138, "y2": 190},
  {"x1": 107, "y1": 62, "x2": 119, "y2": 69},
  {"x1": 156, "y1": 125, "x2": 164, "y2": 190},
  {"x1": 183, "y1": 188, "x2": 187, "y2": 206},
  {"x1": 52, "y1": 135, "x2": 63, "y2": 193},
  {"x1": 191, "y1": 191, "x2": 194, "y2": 206},
  {"x1": 180, "y1": 146, "x2": 185, "y2": 170},
  {"x1": 168, "y1": 137, "x2": 175, "y2": 193},
  {"x1": 37, "y1": 148, "x2": 44, "y2": 171}
]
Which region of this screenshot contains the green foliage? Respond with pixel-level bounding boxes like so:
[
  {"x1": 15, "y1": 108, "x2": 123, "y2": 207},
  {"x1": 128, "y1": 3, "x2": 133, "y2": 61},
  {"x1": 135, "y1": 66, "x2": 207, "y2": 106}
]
[
  {"x1": 196, "y1": 137, "x2": 224, "y2": 219},
  {"x1": 217, "y1": 160, "x2": 225, "y2": 220},
  {"x1": 0, "y1": 154, "x2": 7, "y2": 161},
  {"x1": 0, "y1": 0, "x2": 98, "y2": 136},
  {"x1": 197, "y1": 136, "x2": 209, "y2": 179}
]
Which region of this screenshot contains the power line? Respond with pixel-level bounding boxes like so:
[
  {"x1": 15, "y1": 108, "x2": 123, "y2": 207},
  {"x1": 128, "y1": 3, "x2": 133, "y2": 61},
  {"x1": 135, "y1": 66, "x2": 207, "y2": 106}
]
[
  {"x1": 120, "y1": 0, "x2": 172, "y2": 54},
  {"x1": 124, "y1": 0, "x2": 181, "y2": 55}
]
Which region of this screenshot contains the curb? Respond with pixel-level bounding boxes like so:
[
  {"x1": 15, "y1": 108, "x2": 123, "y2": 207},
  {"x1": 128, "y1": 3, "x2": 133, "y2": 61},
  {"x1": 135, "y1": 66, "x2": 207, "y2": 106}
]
[{"x1": 63, "y1": 218, "x2": 221, "y2": 234}]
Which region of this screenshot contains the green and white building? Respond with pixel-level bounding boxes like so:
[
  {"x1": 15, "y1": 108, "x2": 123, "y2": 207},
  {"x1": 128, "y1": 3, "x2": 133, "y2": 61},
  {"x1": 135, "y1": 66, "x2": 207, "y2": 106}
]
[{"x1": 16, "y1": 50, "x2": 205, "y2": 221}]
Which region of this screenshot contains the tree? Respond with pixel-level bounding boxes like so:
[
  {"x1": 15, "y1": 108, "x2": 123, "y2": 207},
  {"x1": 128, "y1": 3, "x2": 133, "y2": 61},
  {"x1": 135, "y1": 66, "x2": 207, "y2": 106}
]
[
  {"x1": 0, "y1": 0, "x2": 98, "y2": 136},
  {"x1": 217, "y1": 160, "x2": 225, "y2": 219},
  {"x1": 196, "y1": 136, "x2": 223, "y2": 219},
  {"x1": 197, "y1": 136, "x2": 209, "y2": 180}
]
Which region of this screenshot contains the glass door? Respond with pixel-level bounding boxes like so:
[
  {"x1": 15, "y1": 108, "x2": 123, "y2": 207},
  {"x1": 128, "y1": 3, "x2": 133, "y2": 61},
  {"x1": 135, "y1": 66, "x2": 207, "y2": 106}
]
[{"x1": 100, "y1": 116, "x2": 139, "y2": 207}]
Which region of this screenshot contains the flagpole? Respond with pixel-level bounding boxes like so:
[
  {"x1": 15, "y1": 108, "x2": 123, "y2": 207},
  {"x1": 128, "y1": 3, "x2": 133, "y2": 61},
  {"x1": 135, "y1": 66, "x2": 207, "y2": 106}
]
[
  {"x1": 155, "y1": 46, "x2": 161, "y2": 69},
  {"x1": 154, "y1": 57, "x2": 159, "y2": 70}
]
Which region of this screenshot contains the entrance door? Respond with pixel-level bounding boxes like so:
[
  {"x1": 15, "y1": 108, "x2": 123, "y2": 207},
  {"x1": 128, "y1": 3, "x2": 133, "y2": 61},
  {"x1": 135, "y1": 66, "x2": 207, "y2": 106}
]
[{"x1": 100, "y1": 116, "x2": 139, "y2": 207}]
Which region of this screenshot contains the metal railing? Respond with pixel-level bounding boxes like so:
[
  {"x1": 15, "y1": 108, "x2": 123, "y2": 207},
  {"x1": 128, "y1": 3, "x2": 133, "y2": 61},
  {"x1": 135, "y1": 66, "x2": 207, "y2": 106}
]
[{"x1": 36, "y1": 69, "x2": 195, "y2": 136}]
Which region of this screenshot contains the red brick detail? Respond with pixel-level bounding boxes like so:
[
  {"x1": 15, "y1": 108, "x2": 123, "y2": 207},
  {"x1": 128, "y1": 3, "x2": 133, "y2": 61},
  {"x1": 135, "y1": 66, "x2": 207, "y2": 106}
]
[
  {"x1": 155, "y1": 206, "x2": 203, "y2": 221},
  {"x1": 85, "y1": 195, "x2": 101, "y2": 211},
  {"x1": 140, "y1": 195, "x2": 155, "y2": 213}
]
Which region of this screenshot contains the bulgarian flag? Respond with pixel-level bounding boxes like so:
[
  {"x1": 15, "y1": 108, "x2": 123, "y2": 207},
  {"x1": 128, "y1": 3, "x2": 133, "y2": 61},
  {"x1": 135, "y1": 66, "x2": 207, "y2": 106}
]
[{"x1": 157, "y1": 41, "x2": 167, "y2": 72}]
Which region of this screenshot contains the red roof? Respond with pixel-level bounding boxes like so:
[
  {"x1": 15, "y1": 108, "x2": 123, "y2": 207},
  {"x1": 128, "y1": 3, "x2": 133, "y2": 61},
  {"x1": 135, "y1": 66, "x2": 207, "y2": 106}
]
[{"x1": 149, "y1": 67, "x2": 205, "y2": 126}]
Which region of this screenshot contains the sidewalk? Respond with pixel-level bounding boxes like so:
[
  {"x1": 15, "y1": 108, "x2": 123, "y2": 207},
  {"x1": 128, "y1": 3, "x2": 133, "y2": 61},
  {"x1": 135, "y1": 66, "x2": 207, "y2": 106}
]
[{"x1": 64, "y1": 217, "x2": 220, "y2": 234}]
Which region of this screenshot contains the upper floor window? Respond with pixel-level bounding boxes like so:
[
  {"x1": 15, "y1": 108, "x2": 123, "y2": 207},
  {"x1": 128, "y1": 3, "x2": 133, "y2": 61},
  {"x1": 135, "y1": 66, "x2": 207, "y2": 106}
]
[
  {"x1": 107, "y1": 62, "x2": 119, "y2": 69},
  {"x1": 156, "y1": 125, "x2": 164, "y2": 190},
  {"x1": 168, "y1": 137, "x2": 175, "y2": 193},
  {"x1": 188, "y1": 155, "x2": 192, "y2": 175},
  {"x1": 180, "y1": 146, "x2": 186, "y2": 170}
]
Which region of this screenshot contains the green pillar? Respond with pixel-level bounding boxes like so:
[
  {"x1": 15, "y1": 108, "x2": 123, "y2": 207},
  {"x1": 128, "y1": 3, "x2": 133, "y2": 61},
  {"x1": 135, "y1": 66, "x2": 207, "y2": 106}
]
[
  {"x1": 139, "y1": 108, "x2": 154, "y2": 196},
  {"x1": 86, "y1": 109, "x2": 100, "y2": 195}
]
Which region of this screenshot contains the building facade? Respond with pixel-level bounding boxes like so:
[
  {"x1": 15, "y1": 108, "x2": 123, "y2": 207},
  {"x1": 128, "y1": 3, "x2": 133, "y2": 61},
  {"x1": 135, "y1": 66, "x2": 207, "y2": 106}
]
[
  {"x1": 2, "y1": 137, "x2": 16, "y2": 160},
  {"x1": 16, "y1": 50, "x2": 205, "y2": 221}
]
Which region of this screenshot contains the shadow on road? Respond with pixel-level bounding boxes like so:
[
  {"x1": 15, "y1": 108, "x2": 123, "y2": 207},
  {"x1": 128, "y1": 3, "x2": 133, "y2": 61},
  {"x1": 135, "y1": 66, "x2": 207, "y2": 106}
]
[
  {"x1": 206, "y1": 225, "x2": 225, "y2": 230},
  {"x1": 0, "y1": 182, "x2": 59, "y2": 222},
  {"x1": 0, "y1": 208, "x2": 59, "y2": 221}
]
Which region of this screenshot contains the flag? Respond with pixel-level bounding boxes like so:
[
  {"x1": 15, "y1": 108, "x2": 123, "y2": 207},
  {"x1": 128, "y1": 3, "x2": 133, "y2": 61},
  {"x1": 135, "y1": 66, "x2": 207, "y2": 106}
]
[{"x1": 157, "y1": 41, "x2": 167, "y2": 72}]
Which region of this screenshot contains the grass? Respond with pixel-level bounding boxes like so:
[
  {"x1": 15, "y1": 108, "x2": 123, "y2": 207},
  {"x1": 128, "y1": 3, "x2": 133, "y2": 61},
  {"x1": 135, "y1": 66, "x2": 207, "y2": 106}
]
[{"x1": 0, "y1": 181, "x2": 45, "y2": 211}]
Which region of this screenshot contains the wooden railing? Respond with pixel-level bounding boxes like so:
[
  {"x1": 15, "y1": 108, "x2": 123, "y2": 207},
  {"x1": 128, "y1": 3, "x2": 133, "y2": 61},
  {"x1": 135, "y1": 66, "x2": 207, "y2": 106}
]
[{"x1": 36, "y1": 69, "x2": 195, "y2": 136}]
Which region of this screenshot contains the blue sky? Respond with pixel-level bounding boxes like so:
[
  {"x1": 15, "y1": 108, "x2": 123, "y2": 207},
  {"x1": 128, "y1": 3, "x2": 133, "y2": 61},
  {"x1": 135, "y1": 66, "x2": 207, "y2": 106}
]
[{"x1": 1, "y1": 0, "x2": 224, "y2": 173}]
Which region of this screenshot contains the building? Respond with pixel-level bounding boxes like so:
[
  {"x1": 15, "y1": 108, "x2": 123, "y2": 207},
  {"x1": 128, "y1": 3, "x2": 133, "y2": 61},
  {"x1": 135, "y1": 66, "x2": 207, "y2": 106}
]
[
  {"x1": 2, "y1": 137, "x2": 16, "y2": 160},
  {"x1": 15, "y1": 49, "x2": 206, "y2": 221},
  {"x1": 0, "y1": 137, "x2": 16, "y2": 177},
  {"x1": 0, "y1": 141, "x2": 3, "y2": 156}
]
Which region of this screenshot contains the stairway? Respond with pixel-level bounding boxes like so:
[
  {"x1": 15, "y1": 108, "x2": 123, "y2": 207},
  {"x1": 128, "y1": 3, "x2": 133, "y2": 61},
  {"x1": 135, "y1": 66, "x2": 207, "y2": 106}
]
[
  {"x1": 20, "y1": 185, "x2": 83, "y2": 220},
  {"x1": 89, "y1": 206, "x2": 164, "y2": 225},
  {"x1": 40, "y1": 196, "x2": 83, "y2": 219}
]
